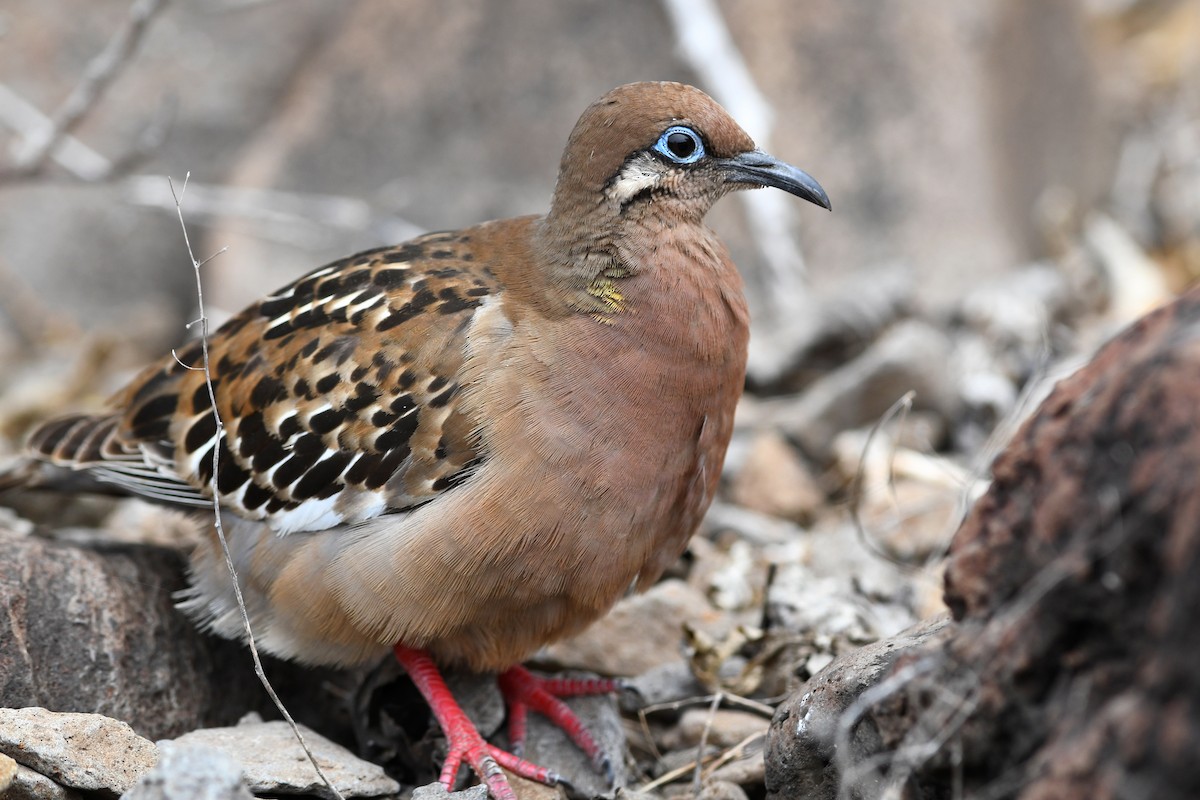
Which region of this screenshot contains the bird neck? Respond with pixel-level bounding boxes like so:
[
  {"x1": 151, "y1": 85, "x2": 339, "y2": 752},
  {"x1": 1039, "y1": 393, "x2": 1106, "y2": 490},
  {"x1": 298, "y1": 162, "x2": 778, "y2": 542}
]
[{"x1": 533, "y1": 196, "x2": 717, "y2": 322}]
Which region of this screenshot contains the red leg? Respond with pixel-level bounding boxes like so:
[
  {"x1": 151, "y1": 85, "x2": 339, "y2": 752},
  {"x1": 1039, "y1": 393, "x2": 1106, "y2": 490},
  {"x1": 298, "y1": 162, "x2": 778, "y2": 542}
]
[
  {"x1": 394, "y1": 645, "x2": 559, "y2": 799},
  {"x1": 497, "y1": 665, "x2": 619, "y2": 776}
]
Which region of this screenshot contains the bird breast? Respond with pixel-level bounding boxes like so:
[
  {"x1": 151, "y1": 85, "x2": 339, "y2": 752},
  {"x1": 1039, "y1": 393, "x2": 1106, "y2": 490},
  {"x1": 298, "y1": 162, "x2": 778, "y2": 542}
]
[
  {"x1": 290, "y1": 226, "x2": 750, "y2": 670},
  {"x1": 460, "y1": 226, "x2": 750, "y2": 601}
]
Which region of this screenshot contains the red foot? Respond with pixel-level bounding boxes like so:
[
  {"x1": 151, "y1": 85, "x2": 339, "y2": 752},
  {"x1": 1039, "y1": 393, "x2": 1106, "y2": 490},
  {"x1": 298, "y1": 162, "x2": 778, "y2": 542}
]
[
  {"x1": 394, "y1": 645, "x2": 560, "y2": 800},
  {"x1": 497, "y1": 665, "x2": 619, "y2": 777}
]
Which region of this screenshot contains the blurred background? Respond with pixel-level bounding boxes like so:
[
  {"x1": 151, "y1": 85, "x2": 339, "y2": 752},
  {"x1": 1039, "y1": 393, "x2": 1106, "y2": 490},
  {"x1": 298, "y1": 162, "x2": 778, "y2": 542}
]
[
  {"x1": 1, "y1": 0, "x2": 1197, "y2": 396},
  {"x1": 3, "y1": 0, "x2": 1199, "y2": 552},
  {"x1": 1, "y1": 2, "x2": 1199, "y2": 794},
  {"x1": 1, "y1": 0, "x2": 1199, "y2": 564}
]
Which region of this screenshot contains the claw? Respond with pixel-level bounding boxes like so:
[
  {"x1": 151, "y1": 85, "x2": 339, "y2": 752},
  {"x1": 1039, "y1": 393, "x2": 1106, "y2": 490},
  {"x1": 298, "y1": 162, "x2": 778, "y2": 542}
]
[
  {"x1": 395, "y1": 646, "x2": 553, "y2": 800},
  {"x1": 497, "y1": 665, "x2": 618, "y2": 776},
  {"x1": 394, "y1": 647, "x2": 618, "y2": 799}
]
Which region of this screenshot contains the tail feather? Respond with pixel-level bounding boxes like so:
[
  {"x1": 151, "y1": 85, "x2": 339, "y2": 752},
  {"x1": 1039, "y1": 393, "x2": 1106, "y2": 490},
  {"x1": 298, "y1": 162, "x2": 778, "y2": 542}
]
[
  {"x1": 27, "y1": 413, "x2": 132, "y2": 465},
  {"x1": 16, "y1": 412, "x2": 208, "y2": 508}
]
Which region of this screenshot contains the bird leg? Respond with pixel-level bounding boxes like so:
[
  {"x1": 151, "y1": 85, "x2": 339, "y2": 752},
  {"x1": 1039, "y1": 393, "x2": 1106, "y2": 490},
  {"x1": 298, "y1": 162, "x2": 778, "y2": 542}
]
[
  {"x1": 394, "y1": 645, "x2": 558, "y2": 800},
  {"x1": 497, "y1": 664, "x2": 619, "y2": 778}
]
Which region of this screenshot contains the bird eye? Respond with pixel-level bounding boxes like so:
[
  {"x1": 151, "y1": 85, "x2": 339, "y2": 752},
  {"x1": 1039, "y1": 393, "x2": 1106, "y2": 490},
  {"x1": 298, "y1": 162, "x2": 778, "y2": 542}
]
[{"x1": 653, "y1": 126, "x2": 705, "y2": 164}]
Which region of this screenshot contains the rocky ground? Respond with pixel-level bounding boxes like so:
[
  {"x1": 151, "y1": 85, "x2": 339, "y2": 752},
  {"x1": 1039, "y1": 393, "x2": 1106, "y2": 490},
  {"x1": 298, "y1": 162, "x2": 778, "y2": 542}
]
[{"x1": 1, "y1": 2, "x2": 1198, "y2": 799}]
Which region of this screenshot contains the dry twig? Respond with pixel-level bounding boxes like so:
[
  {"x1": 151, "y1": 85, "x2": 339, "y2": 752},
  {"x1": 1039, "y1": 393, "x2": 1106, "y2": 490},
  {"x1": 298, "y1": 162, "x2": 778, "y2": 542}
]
[
  {"x1": 5, "y1": 0, "x2": 166, "y2": 180},
  {"x1": 659, "y1": 0, "x2": 809, "y2": 289},
  {"x1": 169, "y1": 173, "x2": 346, "y2": 800}
]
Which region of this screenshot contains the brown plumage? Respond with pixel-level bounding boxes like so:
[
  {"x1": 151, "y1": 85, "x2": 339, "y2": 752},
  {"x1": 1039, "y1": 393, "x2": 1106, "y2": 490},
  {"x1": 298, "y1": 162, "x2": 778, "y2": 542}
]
[{"x1": 22, "y1": 82, "x2": 829, "y2": 797}]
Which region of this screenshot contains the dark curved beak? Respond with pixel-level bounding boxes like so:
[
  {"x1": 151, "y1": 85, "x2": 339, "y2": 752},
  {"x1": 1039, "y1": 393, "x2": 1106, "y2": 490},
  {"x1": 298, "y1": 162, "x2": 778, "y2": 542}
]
[{"x1": 720, "y1": 150, "x2": 831, "y2": 210}]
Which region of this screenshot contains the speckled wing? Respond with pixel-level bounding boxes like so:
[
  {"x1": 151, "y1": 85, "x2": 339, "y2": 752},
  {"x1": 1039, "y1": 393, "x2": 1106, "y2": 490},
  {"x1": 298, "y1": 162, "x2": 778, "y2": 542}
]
[{"x1": 27, "y1": 231, "x2": 498, "y2": 534}]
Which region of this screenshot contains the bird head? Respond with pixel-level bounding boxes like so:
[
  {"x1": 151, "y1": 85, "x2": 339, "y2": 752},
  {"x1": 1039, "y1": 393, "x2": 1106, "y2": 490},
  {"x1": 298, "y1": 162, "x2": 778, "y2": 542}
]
[{"x1": 546, "y1": 82, "x2": 830, "y2": 230}]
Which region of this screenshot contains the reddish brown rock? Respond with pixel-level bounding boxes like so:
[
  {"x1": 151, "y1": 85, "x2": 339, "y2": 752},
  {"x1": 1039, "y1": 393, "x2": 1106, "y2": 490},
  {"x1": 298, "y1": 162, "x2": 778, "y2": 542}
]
[
  {"x1": 935, "y1": 288, "x2": 1200, "y2": 798},
  {"x1": 765, "y1": 287, "x2": 1200, "y2": 799}
]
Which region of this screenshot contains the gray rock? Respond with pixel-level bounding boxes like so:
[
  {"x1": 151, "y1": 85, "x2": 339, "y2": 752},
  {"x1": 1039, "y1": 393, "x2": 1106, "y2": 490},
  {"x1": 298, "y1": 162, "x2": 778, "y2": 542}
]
[
  {"x1": 707, "y1": 752, "x2": 765, "y2": 791},
  {"x1": 0, "y1": 530, "x2": 252, "y2": 740},
  {"x1": 764, "y1": 321, "x2": 960, "y2": 464},
  {"x1": 620, "y1": 662, "x2": 706, "y2": 712},
  {"x1": 0, "y1": 707, "x2": 158, "y2": 794},
  {"x1": 4, "y1": 762, "x2": 85, "y2": 800},
  {"x1": 411, "y1": 783, "x2": 489, "y2": 799},
  {"x1": 663, "y1": 709, "x2": 767, "y2": 751},
  {"x1": 171, "y1": 720, "x2": 398, "y2": 799},
  {"x1": 517, "y1": 672, "x2": 629, "y2": 798},
  {"x1": 728, "y1": 431, "x2": 824, "y2": 523},
  {"x1": 445, "y1": 670, "x2": 505, "y2": 738},
  {"x1": 0, "y1": 527, "x2": 355, "y2": 742},
  {"x1": 542, "y1": 580, "x2": 724, "y2": 676},
  {"x1": 121, "y1": 741, "x2": 252, "y2": 800},
  {"x1": 763, "y1": 615, "x2": 951, "y2": 800},
  {"x1": 695, "y1": 780, "x2": 749, "y2": 800}
]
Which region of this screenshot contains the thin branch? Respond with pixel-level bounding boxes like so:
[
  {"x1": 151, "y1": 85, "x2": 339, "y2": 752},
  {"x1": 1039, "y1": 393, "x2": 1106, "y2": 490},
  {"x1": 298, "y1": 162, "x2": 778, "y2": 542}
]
[
  {"x1": 0, "y1": 83, "x2": 113, "y2": 180},
  {"x1": 692, "y1": 691, "x2": 723, "y2": 794},
  {"x1": 7, "y1": 0, "x2": 167, "y2": 178},
  {"x1": 659, "y1": 0, "x2": 809, "y2": 287},
  {"x1": 634, "y1": 728, "x2": 766, "y2": 793},
  {"x1": 635, "y1": 708, "x2": 664, "y2": 762},
  {"x1": 638, "y1": 754, "x2": 716, "y2": 793},
  {"x1": 124, "y1": 174, "x2": 425, "y2": 246},
  {"x1": 640, "y1": 692, "x2": 775, "y2": 719},
  {"x1": 169, "y1": 173, "x2": 346, "y2": 800},
  {"x1": 702, "y1": 730, "x2": 766, "y2": 779},
  {"x1": 846, "y1": 390, "x2": 925, "y2": 570}
]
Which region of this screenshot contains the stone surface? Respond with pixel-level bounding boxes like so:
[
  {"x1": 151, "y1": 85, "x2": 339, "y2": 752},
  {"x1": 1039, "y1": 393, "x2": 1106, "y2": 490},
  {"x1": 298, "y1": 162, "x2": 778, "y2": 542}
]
[
  {"x1": 0, "y1": 752, "x2": 13, "y2": 791},
  {"x1": 729, "y1": 431, "x2": 824, "y2": 522},
  {"x1": 6, "y1": 763, "x2": 84, "y2": 800},
  {"x1": 766, "y1": 526, "x2": 925, "y2": 650},
  {"x1": 693, "y1": 780, "x2": 749, "y2": 800},
  {"x1": 542, "y1": 579, "x2": 726, "y2": 677},
  {"x1": 0, "y1": 525, "x2": 357, "y2": 742},
  {"x1": 0, "y1": 708, "x2": 158, "y2": 794},
  {"x1": 763, "y1": 615, "x2": 951, "y2": 800},
  {"x1": 620, "y1": 661, "x2": 706, "y2": 711},
  {"x1": 670, "y1": 709, "x2": 768, "y2": 751},
  {"x1": 411, "y1": 783, "x2": 489, "y2": 800},
  {"x1": 171, "y1": 720, "x2": 398, "y2": 799},
  {"x1": 0, "y1": 529, "x2": 223, "y2": 739},
  {"x1": 121, "y1": 741, "x2": 253, "y2": 800},
  {"x1": 707, "y1": 750, "x2": 765, "y2": 790},
  {"x1": 497, "y1": 772, "x2": 565, "y2": 800}
]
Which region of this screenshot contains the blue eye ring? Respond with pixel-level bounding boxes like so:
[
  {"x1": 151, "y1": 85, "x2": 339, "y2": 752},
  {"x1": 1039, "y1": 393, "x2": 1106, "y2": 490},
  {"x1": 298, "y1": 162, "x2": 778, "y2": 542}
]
[{"x1": 653, "y1": 125, "x2": 705, "y2": 164}]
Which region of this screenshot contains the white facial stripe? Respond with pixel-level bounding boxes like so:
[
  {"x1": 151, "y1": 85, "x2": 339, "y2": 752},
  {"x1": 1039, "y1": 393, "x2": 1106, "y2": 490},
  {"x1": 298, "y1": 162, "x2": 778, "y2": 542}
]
[{"x1": 608, "y1": 157, "x2": 663, "y2": 204}]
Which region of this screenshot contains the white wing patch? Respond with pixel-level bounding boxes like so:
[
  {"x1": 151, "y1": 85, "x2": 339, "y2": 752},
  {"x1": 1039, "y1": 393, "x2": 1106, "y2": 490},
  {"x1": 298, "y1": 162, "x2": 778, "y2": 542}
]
[{"x1": 269, "y1": 495, "x2": 342, "y2": 534}]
